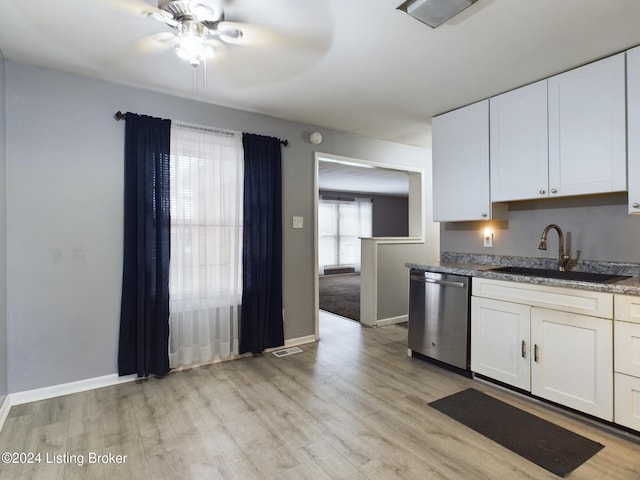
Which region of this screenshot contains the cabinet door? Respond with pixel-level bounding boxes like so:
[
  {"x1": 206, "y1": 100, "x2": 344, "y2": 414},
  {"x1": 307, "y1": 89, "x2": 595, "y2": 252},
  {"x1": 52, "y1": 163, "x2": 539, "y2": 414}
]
[
  {"x1": 548, "y1": 53, "x2": 626, "y2": 197},
  {"x1": 432, "y1": 100, "x2": 493, "y2": 221},
  {"x1": 531, "y1": 308, "x2": 613, "y2": 420},
  {"x1": 471, "y1": 297, "x2": 531, "y2": 390},
  {"x1": 614, "y1": 373, "x2": 640, "y2": 431},
  {"x1": 627, "y1": 47, "x2": 640, "y2": 213},
  {"x1": 490, "y1": 80, "x2": 549, "y2": 202}
]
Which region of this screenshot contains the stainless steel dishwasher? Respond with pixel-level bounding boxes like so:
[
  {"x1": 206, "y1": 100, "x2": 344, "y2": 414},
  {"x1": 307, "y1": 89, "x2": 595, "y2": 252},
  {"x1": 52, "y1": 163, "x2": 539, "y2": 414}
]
[{"x1": 408, "y1": 269, "x2": 471, "y2": 374}]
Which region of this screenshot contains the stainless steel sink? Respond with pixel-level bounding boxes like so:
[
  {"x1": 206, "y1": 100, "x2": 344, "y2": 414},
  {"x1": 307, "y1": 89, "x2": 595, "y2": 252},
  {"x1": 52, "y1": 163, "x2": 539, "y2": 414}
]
[{"x1": 486, "y1": 266, "x2": 631, "y2": 284}]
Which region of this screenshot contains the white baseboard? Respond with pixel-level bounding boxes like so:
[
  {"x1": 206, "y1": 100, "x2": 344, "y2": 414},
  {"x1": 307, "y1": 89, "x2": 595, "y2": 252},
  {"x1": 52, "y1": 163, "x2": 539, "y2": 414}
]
[
  {"x1": 7, "y1": 336, "x2": 319, "y2": 408},
  {"x1": 285, "y1": 334, "x2": 317, "y2": 347},
  {"x1": 0, "y1": 395, "x2": 10, "y2": 432},
  {"x1": 9, "y1": 373, "x2": 137, "y2": 406},
  {"x1": 376, "y1": 314, "x2": 408, "y2": 327}
]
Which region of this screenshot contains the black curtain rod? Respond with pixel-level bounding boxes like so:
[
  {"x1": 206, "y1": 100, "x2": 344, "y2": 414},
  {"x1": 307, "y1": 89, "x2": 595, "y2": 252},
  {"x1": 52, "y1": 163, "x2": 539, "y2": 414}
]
[{"x1": 114, "y1": 111, "x2": 289, "y2": 147}]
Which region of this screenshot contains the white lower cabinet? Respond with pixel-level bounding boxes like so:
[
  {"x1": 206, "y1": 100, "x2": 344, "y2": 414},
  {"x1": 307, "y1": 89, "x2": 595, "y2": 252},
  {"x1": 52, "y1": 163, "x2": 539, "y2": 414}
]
[
  {"x1": 614, "y1": 373, "x2": 640, "y2": 431},
  {"x1": 471, "y1": 297, "x2": 530, "y2": 390},
  {"x1": 530, "y1": 307, "x2": 613, "y2": 421},
  {"x1": 613, "y1": 294, "x2": 640, "y2": 431},
  {"x1": 471, "y1": 278, "x2": 614, "y2": 422}
]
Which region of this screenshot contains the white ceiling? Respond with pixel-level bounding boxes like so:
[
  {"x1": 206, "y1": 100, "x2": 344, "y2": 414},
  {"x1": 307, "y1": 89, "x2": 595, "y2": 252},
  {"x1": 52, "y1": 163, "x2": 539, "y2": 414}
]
[
  {"x1": 2, "y1": 1, "x2": 640, "y2": 148},
  {"x1": 318, "y1": 161, "x2": 410, "y2": 196}
]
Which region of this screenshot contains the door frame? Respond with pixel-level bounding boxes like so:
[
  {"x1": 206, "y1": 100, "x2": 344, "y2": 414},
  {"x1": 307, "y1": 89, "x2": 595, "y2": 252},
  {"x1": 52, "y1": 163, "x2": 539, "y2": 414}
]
[{"x1": 313, "y1": 152, "x2": 426, "y2": 338}]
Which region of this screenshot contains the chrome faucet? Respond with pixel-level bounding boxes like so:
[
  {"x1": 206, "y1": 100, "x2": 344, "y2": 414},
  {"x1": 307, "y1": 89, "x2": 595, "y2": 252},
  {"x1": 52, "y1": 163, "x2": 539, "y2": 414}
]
[{"x1": 538, "y1": 224, "x2": 571, "y2": 271}]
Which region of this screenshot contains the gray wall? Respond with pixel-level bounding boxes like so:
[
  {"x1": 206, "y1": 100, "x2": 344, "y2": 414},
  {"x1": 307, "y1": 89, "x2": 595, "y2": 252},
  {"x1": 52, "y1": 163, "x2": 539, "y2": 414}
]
[
  {"x1": 319, "y1": 190, "x2": 409, "y2": 237},
  {"x1": 4, "y1": 61, "x2": 431, "y2": 393},
  {"x1": 440, "y1": 193, "x2": 640, "y2": 264},
  {"x1": 0, "y1": 51, "x2": 7, "y2": 401}
]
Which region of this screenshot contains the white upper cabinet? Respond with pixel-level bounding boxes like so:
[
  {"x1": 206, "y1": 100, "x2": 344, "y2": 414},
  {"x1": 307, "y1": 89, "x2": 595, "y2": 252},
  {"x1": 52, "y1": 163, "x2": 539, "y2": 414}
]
[
  {"x1": 627, "y1": 47, "x2": 640, "y2": 214},
  {"x1": 490, "y1": 80, "x2": 549, "y2": 202},
  {"x1": 433, "y1": 51, "x2": 628, "y2": 221},
  {"x1": 548, "y1": 53, "x2": 626, "y2": 197},
  {"x1": 432, "y1": 100, "x2": 506, "y2": 221}
]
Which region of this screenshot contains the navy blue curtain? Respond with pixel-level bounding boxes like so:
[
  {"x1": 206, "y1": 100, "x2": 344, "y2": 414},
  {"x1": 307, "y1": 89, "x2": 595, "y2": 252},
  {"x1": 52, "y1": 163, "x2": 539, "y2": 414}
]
[
  {"x1": 118, "y1": 113, "x2": 172, "y2": 377},
  {"x1": 240, "y1": 133, "x2": 284, "y2": 354}
]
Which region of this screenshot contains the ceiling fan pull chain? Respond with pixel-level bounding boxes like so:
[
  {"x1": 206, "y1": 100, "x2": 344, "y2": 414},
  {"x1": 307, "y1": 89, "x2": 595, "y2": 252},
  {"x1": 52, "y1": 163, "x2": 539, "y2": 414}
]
[
  {"x1": 193, "y1": 65, "x2": 198, "y2": 92},
  {"x1": 203, "y1": 58, "x2": 207, "y2": 90}
]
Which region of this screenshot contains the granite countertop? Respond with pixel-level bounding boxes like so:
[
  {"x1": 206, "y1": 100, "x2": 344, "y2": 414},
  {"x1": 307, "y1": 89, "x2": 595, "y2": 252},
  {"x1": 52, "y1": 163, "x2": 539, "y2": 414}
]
[{"x1": 406, "y1": 252, "x2": 640, "y2": 296}]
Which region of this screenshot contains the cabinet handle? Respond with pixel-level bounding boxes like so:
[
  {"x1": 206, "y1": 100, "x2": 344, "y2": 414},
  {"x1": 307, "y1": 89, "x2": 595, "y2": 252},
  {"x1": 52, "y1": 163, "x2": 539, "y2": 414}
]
[
  {"x1": 550, "y1": 188, "x2": 558, "y2": 194},
  {"x1": 410, "y1": 276, "x2": 465, "y2": 288},
  {"x1": 481, "y1": 213, "x2": 487, "y2": 218},
  {"x1": 633, "y1": 203, "x2": 640, "y2": 208},
  {"x1": 534, "y1": 344, "x2": 539, "y2": 363},
  {"x1": 521, "y1": 340, "x2": 526, "y2": 358},
  {"x1": 539, "y1": 189, "x2": 546, "y2": 195}
]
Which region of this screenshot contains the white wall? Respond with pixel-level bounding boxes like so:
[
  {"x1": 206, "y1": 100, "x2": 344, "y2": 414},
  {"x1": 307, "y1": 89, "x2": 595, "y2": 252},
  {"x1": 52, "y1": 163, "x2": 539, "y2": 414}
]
[
  {"x1": 377, "y1": 242, "x2": 428, "y2": 320},
  {"x1": 4, "y1": 61, "x2": 433, "y2": 393}
]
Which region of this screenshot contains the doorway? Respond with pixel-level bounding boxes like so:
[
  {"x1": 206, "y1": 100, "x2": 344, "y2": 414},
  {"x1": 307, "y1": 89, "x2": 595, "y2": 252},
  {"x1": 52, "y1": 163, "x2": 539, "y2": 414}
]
[{"x1": 313, "y1": 152, "x2": 425, "y2": 337}]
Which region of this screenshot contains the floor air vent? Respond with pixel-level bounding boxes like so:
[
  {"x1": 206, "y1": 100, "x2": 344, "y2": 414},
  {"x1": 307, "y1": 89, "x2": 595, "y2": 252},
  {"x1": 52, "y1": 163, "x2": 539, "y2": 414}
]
[{"x1": 272, "y1": 347, "x2": 303, "y2": 358}]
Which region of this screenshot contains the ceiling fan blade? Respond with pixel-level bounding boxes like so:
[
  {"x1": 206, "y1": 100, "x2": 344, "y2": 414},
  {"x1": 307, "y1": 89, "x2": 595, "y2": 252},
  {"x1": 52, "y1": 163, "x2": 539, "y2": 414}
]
[
  {"x1": 209, "y1": 21, "x2": 243, "y2": 43},
  {"x1": 146, "y1": 10, "x2": 179, "y2": 28},
  {"x1": 134, "y1": 32, "x2": 178, "y2": 54},
  {"x1": 215, "y1": 21, "x2": 327, "y2": 52},
  {"x1": 192, "y1": 2, "x2": 223, "y2": 23},
  {"x1": 98, "y1": 31, "x2": 179, "y2": 74},
  {"x1": 98, "y1": 0, "x2": 163, "y2": 18},
  {"x1": 201, "y1": 0, "x2": 333, "y2": 88}
]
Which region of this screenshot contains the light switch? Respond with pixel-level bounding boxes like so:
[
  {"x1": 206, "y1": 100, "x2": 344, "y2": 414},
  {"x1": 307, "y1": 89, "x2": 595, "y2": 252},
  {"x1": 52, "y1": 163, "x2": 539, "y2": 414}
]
[{"x1": 292, "y1": 216, "x2": 304, "y2": 229}]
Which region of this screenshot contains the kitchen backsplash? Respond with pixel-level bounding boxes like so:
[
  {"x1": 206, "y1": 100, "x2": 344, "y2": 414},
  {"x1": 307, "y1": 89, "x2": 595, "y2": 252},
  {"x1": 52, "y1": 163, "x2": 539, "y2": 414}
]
[{"x1": 439, "y1": 193, "x2": 640, "y2": 264}]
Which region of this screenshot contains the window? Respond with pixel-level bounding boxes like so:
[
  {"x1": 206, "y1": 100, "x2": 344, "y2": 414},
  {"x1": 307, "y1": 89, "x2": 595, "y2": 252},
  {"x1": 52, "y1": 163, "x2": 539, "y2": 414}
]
[
  {"x1": 169, "y1": 125, "x2": 243, "y2": 303},
  {"x1": 168, "y1": 123, "x2": 243, "y2": 367},
  {"x1": 318, "y1": 198, "x2": 372, "y2": 272}
]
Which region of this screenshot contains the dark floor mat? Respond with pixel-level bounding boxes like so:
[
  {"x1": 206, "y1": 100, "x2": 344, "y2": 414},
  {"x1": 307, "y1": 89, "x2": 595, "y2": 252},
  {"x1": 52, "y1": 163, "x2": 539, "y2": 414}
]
[{"x1": 429, "y1": 388, "x2": 604, "y2": 477}]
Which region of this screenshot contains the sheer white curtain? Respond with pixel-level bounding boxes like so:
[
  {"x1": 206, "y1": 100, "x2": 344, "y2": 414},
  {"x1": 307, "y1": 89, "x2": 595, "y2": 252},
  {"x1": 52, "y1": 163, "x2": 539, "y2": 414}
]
[
  {"x1": 318, "y1": 197, "x2": 372, "y2": 273},
  {"x1": 318, "y1": 201, "x2": 338, "y2": 275},
  {"x1": 168, "y1": 123, "x2": 243, "y2": 368}
]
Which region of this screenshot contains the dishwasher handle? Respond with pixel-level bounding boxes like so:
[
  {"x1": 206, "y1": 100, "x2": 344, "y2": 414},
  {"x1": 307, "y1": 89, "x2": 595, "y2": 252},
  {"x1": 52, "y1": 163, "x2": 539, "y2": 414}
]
[{"x1": 409, "y1": 276, "x2": 466, "y2": 288}]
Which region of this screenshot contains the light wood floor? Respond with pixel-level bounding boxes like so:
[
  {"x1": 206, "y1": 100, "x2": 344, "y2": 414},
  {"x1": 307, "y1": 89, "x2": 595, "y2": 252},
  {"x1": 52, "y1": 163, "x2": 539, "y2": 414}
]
[{"x1": 1, "y1": 311, "x2": 639, "y2": 479}]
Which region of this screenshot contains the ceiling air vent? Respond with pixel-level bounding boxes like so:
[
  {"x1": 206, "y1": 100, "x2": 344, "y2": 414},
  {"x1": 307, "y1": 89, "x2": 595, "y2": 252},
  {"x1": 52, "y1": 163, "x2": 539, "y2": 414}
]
[{"x1": 397, "y1": 0, "x2": 478, "y2": 28}]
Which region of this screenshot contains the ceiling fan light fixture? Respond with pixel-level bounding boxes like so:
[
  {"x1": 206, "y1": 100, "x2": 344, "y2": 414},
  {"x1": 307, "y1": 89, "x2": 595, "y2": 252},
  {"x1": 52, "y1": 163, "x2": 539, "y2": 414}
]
[
  {"x1": 175, "y1": 39, "x2": 206, "y2": 66},
  {"x1": 397, "y1": 0, "x2": 478, "y2": 28},
  {"x1": 175, "y1": 21, "x2": 212, "y2": 66}
]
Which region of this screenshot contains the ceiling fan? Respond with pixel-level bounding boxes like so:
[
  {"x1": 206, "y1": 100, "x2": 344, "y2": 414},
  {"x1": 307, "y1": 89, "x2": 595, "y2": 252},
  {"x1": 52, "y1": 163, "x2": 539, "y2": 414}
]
[
  {"x1": 102, "y1": 0, "x2": 332, "y2": 89},
  {"x1": 146, "y1": 0, "x2": 242, "y2": 70}
]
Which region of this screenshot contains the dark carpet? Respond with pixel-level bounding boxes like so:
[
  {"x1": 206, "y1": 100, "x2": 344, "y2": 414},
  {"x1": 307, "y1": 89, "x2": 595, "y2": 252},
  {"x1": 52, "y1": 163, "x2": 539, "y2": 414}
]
[
  {"x1": 319, "y1": 273, "x2": 360, "y2": 321},
  {"x1": 429, "y1": 388, "x2": 604, "y2": 477}
]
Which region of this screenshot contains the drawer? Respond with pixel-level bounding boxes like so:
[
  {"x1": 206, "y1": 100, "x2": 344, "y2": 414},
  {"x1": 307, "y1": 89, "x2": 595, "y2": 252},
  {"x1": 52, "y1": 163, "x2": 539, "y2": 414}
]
[
  {"x1": 614, "y1": 372, "x2": 640, "y2": 432},
  {"x1": 614, "y1": 321, "x2": 640, "y2": 377},
  {"x1": 472, "y1": 278, "x2": 613, "y2": 318},
  {"x1": 614, "y1": 294, "x2": 640, "y2": 324}
]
